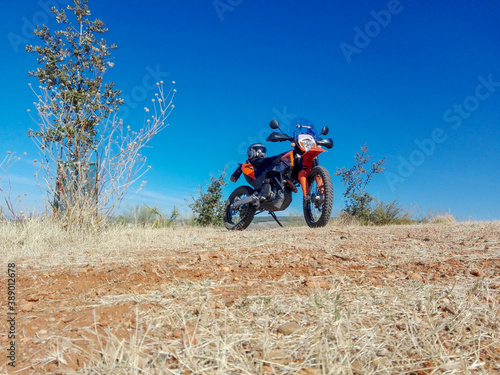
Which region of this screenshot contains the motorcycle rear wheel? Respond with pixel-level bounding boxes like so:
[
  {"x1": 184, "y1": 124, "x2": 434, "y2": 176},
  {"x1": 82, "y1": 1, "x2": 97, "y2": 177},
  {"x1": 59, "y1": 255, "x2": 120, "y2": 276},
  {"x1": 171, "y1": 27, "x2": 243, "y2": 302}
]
[
  {"x1": 224, "y1": 186, "x2": 256, "y2": 231},
  {"x1": 303, "y1": 166, "x2": 333, "y2": 228}
]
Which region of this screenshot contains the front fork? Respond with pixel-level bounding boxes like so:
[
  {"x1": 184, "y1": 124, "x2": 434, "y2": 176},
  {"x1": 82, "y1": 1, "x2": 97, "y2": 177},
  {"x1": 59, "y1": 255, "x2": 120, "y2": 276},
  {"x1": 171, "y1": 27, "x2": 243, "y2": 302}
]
[{"x1": 298, "y1": 157, "x2": 320, "y2": 200}]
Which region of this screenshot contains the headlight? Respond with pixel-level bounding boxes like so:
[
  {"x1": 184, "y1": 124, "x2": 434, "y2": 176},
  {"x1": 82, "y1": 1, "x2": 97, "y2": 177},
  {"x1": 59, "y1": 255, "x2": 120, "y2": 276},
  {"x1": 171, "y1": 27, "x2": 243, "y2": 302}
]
[{"x1": 298, "y1": 134, "x2": 316, "y2": 152}]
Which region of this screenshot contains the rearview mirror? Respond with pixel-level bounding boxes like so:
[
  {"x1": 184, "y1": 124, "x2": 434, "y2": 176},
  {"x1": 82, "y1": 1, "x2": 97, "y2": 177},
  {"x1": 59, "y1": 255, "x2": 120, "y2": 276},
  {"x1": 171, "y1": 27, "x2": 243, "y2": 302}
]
[
  {"x1": 320, "y1": 126, "x2": 329, "y2": 136},
  {"x1": 270, "y1": 120, "x2": 279, "y2": 129}
]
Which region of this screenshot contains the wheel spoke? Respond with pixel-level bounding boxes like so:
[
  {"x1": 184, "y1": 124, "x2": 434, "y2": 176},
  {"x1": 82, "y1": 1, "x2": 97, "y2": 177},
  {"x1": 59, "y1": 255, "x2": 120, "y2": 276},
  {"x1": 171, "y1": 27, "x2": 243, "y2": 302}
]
[
  {"x1": 229, "y1": 195, "x2": 247, "y2": 225},
  {"x1": 308, "y1": 176, "x2": 325, "y2": 222},
  {"x1": 303, "y1": 166, "x2": 333, "y2": 228},
  {"x1": 225, "y1": 187, "x2": 256, "y2": 231}
]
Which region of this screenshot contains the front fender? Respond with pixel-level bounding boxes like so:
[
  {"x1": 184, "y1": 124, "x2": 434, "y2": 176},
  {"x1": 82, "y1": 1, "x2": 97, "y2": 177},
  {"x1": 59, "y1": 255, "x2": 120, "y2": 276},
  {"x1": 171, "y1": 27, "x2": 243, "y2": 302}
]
[{"x1": 302, "y1": 147, "x2": 326, "y2": 168}]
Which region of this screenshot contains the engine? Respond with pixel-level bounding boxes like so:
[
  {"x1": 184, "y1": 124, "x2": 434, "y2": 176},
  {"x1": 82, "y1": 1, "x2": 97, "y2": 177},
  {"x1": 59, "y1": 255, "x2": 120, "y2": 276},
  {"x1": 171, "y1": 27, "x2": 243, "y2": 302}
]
[{"x1": 258, "y1": 179, "x2": 292, "y2": 212}]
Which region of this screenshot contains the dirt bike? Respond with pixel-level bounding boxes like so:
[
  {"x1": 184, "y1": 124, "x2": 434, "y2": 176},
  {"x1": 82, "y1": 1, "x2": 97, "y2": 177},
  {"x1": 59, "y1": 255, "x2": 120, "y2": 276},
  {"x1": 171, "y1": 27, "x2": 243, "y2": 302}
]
[{"x1": 224, "y1": 118, "x2": 334, "y2": 230}]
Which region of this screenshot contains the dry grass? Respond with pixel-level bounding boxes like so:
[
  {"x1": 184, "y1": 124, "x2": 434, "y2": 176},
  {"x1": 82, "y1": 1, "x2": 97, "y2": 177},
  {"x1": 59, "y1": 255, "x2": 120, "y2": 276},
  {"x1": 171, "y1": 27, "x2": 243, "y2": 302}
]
[
  {"x1": 64, "y1": 277, "x2": 499, "y2": 374},
  {"x1": 330, "y1": 212, "x2": 363, "y2": 226},
  {"x1": 1, "y1": 219, "x2": 499, "y2": 374},
  {"x1": 0, "y1": 219, "x2": 289, "y2": 267},
  {"x1": 430, "y1": 214, "x2": 457, "y2": 224}
]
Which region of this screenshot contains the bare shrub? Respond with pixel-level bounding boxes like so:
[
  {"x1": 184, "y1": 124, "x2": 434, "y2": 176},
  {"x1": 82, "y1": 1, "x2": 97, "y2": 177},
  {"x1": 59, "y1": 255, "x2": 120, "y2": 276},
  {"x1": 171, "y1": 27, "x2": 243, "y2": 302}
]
[
  {"x1": 0, "y1": 152, "x2": 25, "y2": 220},
  {"x1": 25, "y1": 0, "x2": 175, "y2": 229},
  {"x1": 29, "y1": 83, "x2": 175, "y2": 229}
]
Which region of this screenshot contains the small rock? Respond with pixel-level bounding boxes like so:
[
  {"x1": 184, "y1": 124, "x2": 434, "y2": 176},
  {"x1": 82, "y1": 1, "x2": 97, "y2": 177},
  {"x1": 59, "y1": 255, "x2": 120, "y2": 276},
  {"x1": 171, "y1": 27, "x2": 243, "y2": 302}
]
[
  {"x1": 470, "y1": 269, "x2": 483, "y2": 277},
  {"x1": 305, "y1": 277, "x2": 330, "y2": 289},
  {"x1": 222, "y1": 266, "x2": 231, "y2": 272},
  {"x1": 266, "y1": 349, "x2": 288, "y2": 360},
  {"x1": 20, "y1": 302, "x2": 34, "y2": 312},
  {"x1": 299, "y1": 367, "x2": 321, "y2": 375},
  {"x1": 277, "y1": 321, "x2": 302, "y2": 335},
  {"x1": 246, "y1": 281, "x2": 255, "y2": 287},
  {"x1": 264, "y1": 349, "x2": 290, "y2": 364},
  {"x1": 223, "y1": 297, "x2": 236, "y2": 307},
  {"x1": 351, "y1": 360, "x2": 363, "y2": 372},
  {"x1": 183, "y1": 334, "x2": 198, "y2": 346},
  {"x1": 376, "y1": 348, "x2": 390, "y2": 356},
  {"x1": 252, "y1": 343, "x2": 264, "y2": 353},
  {"x1": 440, "y1": 305, "x2": 456, "y2": 315},
  {"x1": 172, "y1": 329, "x2": 183, "y2": 338},
  {"x1": 197, "y1": 253, "x2": 209, "y2": 262},
  {"x1": 373, "y1": 357, "x2": 389, "y2": 367},
  {"x1": 407, "y1": 272, "x2": 423, "y2": 282},
  {"x1": 62, "y1": 316, "x2": 75, "y2": 323}
]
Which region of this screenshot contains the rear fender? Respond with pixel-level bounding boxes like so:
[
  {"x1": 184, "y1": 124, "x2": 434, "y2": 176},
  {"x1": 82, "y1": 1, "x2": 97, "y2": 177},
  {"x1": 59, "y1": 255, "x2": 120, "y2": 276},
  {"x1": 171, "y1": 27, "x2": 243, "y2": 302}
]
[{"x1": 229, "y1": 164, "x2": 243, "y2": 183}]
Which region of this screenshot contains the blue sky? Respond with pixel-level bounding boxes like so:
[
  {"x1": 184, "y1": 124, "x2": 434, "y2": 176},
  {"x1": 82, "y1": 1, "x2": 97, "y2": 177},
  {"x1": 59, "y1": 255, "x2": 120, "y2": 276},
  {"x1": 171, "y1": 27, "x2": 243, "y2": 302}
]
[{"x1": 1, "y1": 0, "x2": 499, "y2": 220}]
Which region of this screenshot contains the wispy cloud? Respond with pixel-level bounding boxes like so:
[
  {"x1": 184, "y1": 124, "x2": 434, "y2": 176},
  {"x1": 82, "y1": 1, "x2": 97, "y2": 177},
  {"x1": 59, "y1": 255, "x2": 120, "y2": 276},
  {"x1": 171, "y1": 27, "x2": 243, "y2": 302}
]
[
  {"x1": 131, "y1": 188, "x2": 186, "y2": 205},
  {"x1": 5, "y1": 174, "x2": 38, "y2": 187}
]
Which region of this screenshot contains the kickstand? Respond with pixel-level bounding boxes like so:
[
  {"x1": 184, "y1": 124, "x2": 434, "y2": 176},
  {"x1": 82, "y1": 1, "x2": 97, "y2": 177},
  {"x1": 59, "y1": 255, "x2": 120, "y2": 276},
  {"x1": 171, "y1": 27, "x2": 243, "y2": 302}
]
[{"x1": 270, "y1": 212, "x2": 283, "y2": 227}]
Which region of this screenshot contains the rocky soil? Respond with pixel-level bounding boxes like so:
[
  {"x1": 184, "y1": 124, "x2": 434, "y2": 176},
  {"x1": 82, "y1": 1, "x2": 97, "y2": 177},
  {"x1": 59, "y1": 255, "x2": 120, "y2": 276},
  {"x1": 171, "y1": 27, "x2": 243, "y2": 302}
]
[{"x1": 1, "y1": 222, "x2": 499, "y2": 374}]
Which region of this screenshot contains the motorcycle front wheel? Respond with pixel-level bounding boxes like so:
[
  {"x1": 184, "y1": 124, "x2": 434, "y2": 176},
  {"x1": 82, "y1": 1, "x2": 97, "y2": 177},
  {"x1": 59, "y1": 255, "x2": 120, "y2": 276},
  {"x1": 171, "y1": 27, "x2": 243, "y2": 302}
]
[
  {"x1": 303, "y1": 166, "x2": 333, "y2": 228},
  {"x1": 224, "y1": 186, "x2": 256, "y2": 231}
]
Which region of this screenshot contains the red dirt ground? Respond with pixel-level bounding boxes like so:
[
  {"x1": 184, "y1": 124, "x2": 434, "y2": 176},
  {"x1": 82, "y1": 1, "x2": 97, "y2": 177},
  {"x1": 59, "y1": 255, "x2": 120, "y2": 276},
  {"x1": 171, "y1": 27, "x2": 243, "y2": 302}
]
[{"x1": 1, "y1": 223, "x2": 499, "y2": 373}]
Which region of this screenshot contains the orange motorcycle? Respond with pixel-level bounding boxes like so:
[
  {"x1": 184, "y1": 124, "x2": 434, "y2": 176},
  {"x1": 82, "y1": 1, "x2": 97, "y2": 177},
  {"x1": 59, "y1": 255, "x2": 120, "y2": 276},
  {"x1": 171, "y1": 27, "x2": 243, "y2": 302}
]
[{"x1": 224, "y1": 118, "x2": 334, "y2": 230}]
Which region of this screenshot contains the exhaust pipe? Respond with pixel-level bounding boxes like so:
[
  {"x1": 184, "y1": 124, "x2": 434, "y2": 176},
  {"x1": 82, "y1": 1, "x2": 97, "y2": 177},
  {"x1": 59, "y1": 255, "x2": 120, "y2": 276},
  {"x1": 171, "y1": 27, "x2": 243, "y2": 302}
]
[{"x1": 231, "y1": 195, "x2": 259, "y2": 209}]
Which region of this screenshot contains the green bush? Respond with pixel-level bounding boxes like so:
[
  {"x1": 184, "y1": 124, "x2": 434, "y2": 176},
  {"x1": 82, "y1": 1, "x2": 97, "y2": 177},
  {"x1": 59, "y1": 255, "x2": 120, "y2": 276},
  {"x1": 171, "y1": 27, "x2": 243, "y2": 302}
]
[
  {"x1": 335, "y1": 145, "x2": 425, "y2": 226},
  {"x1": 188, "y1": 168, "x2": 227, "y2": 226},
  {"x1": 335, "y1": 144, "x2": 385, "y2": 222}
]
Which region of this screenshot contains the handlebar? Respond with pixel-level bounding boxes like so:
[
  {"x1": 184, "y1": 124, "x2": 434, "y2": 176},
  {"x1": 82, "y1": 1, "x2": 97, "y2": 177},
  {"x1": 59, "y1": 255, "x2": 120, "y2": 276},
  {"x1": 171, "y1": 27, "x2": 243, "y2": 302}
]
[{"x1": 266, "y1": 132, "x2": 294, "y2": 143}]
